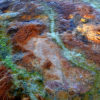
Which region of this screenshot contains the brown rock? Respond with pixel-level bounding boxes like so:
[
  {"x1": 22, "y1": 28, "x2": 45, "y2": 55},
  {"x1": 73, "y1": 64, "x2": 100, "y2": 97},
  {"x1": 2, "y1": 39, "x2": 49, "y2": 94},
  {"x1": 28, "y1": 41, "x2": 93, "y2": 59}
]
[
  {"x1": 61, "y1": 33, "x2": 100, "y2": 65},
  {"x1": 12, "y1": 22, "x2": 93, "y2": 93},
  {"x1": 0, "y1": 66, "x2": 12, "y2": 100},
  {"x1": 21, "y1": 36, "x2": 92, "y2": 94},
  {"x1": 57, "y1": 91, "x2": 69, "y2": 100},
  {"x1": 76, "y1": 4, "x2": 95, "y2": 19},
  {"x1": 10, "y1": 1, "x2": 97, "y2": 95},
  {"x1": 12, "y1": 24, "x2": 45, "y2": 45},
  {"x1": 13, "y1": 28, "x2": 93, "y2": 93},
  {"x1": 63, "y1": 67, "x2": 93, "y2": 93},
  {"x1": 17, "y1": 53, "x2": 36, "y2": 71}
]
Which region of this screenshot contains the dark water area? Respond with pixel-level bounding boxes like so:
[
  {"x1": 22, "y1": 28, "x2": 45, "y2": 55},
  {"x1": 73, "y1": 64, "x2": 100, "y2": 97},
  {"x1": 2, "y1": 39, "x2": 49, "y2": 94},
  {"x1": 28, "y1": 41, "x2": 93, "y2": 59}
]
[{"x1": 0, "y1": 0, "x2": 100, "y2": 100}]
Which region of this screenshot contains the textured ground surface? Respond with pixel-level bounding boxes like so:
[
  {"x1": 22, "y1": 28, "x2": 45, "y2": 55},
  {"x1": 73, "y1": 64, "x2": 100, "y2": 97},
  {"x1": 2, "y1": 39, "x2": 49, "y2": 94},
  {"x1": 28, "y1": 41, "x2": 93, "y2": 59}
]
[{"x1": 0, "y1": 0, "x2": 100, "y2": 100}]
